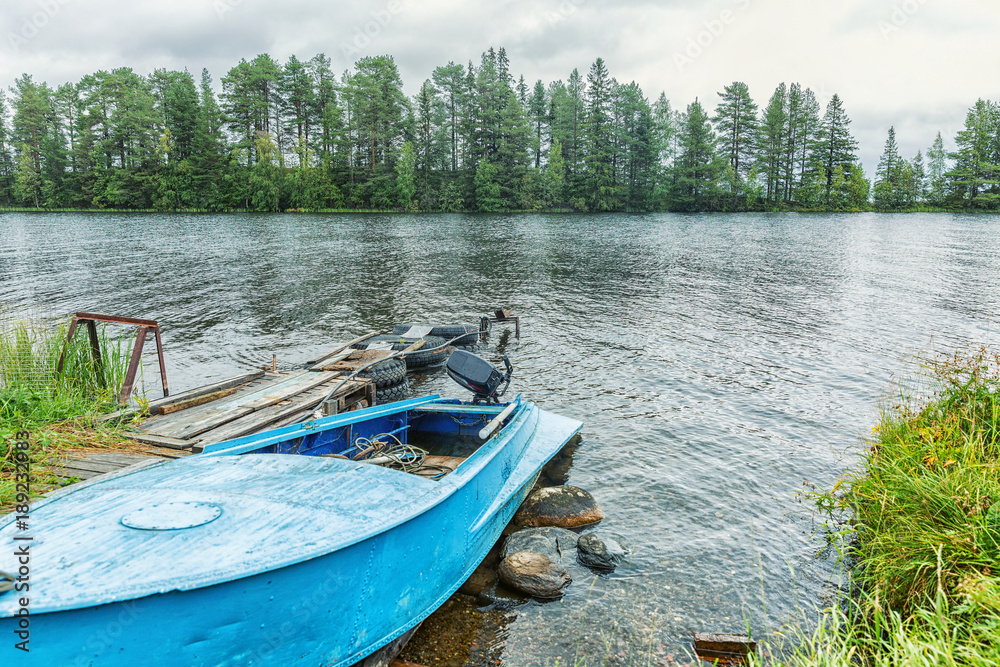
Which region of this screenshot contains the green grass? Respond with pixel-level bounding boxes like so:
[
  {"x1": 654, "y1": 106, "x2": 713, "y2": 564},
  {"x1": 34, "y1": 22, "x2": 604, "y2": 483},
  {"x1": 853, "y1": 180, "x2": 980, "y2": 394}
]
[
  {"x1": 769, "y1": 346, "x2": 1000, "y2": 666},
  {"x1": 0, "y1": 315, "x2": 139, "y2": 510}
]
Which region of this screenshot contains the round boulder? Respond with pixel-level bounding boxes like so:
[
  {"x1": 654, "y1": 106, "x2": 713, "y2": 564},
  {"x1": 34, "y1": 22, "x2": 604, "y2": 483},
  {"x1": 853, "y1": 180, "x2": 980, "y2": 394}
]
[
  {"x1": 577, "y1": 533, "x2": 626, "y2": 571},
  {"x1": 498, "y1": 551, "x2": 572, "y2": 599},
  {"x1": 514, "y1": 485, "x2": 604, "y2": 528},
  {"x1": 502, "y1": 527, "x2": 579, "y2": 562}
]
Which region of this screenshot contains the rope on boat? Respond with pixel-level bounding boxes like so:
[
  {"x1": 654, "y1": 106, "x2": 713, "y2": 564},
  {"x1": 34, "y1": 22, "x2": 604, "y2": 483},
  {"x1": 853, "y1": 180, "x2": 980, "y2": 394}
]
[{"x1": 349, "y1": 432, "x2": 453, "y2": 478}]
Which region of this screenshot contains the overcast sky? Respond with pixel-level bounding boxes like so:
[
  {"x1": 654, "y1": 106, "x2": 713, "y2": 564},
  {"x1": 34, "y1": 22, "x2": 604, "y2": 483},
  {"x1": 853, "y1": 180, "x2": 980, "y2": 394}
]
[{"x1": 2, "y1": 0, "x2": 998, "y2": 175}]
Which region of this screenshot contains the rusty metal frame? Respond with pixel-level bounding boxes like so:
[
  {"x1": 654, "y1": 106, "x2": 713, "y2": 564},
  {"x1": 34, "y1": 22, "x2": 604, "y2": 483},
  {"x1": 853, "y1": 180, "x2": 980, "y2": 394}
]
[
  {"x1": 487, "y1": 308, "x2": 520, "y2": 339},
  {"x1": 55, "y1": 312, "x2": 169, "y2": 404}
]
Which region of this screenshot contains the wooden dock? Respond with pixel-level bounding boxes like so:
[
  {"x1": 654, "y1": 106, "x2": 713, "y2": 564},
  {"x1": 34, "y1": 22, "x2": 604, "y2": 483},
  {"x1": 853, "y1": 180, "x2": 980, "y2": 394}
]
[
  {"x1": 46, "y1": 355, "x2": 378, "y2": 484},
  {"x1": 133, "y1": 368, "x2": 374, "y2": 453}
]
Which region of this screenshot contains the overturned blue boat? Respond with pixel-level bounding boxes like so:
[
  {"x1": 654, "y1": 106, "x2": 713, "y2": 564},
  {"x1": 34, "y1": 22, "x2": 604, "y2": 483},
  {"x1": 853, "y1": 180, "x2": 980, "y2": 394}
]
[{"x1": 0, "y1": 352, "x2": 582, "y2": 666}]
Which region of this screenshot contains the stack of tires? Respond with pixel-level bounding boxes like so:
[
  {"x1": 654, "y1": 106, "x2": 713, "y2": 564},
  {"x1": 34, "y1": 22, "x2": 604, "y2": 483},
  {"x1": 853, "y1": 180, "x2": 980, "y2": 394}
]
[
  {"x1": 356, "y1": 357, "x2": 409, "y2": 404},
  {"x1": 352, "y1": 334, "x2": 456, "y2": 370},
  {"x1": 391, "y1": 324, "x2": 480, "y2": 351}
]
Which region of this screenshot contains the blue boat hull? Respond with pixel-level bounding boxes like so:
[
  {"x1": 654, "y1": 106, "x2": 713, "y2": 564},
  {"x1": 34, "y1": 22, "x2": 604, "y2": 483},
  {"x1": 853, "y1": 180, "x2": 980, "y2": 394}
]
[{"x1": 2, "y1": 397, "x2": 581, "y2": 666}]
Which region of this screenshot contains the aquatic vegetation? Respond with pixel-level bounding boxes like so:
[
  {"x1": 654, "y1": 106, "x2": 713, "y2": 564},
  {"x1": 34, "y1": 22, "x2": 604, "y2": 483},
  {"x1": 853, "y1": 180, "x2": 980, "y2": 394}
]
[{"x1": 773, "y1": 346, "x2": 1000, "y2": 666}]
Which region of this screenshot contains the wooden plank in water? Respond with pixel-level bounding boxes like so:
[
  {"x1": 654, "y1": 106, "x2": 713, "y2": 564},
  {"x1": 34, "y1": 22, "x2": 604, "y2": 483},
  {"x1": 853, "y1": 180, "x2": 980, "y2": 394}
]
[
  {"x1": 166, "y1": 371, "x2": 340, "y2": 441},
  {"x1": 693, "y1": 633, "x2": 756, "y2": 665}
]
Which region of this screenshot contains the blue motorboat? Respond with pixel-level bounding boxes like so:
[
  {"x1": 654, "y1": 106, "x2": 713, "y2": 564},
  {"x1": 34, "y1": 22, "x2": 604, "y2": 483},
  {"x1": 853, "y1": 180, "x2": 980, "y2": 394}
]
[{"x1": 0, "y1": 352, "x2": 582, "y2": 666}]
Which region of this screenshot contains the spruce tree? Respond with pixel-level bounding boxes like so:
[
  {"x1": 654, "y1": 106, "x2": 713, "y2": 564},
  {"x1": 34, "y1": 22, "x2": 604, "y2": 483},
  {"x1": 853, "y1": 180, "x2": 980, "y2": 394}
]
[
  {"x1": 874, "y1": 126, "x2": 902, "y2": 209},
  {"x1": 949, "y1": 99, "x2": 1000, "y2": 209},
  {"x1": 817, "y1": 94, "x2": 859, "y2": 205},
  {"x1": 583, "y1": 58, "x2": 615, "y2": 211},
  {"x1": 925, "y1": 132, "x2": 948, "y2": 206}
]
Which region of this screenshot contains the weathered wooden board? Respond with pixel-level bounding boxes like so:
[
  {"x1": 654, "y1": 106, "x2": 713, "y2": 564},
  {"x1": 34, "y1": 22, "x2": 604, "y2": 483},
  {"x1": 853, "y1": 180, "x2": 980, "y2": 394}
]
[
  {"x1": 147, "y1": 371, "x2": 339, "y2": 440},
  {"x1": 158, "y1": 386, "x2": 240, "y2": 414},
  {"x1": 47, "y1": 452, "x2": 161, "y2": 480},
  {"x1": 309, "y1": 349, "x2": 355, "y2": 371},
  {"x1": 97, "y1": 371, "x2": 265, "y2": 423},
  {"x1": 194, "y1": 378, "x2": 374, "y2": 450},
  {"x1": 195, "y1": 383, "x2": 334, "y2": 448},
  {"x1": 139, "y1": 375, "x2": 285, "y2": 434},
  {"x1": 304, "y1": 330, "x2": 382, "y2": 366},
  {"x1": 122, "y1": 432, "x2": 198, "y2": 450}
]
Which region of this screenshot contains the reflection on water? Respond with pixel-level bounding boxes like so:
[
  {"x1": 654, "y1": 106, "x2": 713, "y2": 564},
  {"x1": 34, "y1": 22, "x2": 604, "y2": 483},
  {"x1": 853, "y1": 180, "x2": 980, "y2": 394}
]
[{"x1": 2, "y1": 212, "x2": 999, "y2": 664}]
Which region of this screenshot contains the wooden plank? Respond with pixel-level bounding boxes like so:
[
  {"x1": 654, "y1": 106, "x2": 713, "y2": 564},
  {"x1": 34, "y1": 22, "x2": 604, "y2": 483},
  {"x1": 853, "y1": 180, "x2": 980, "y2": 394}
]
[
  {"x1": 148, "y1": 371, "x2": 265, "y2": 414},
  {"x1": 304, "y1": 331, "x2": 383, "y2": 366},
  {"x1": 142, "y1": 372, "x2": 315, "y2": 438},
  {"x1": 309, "y1": 349, "x2": 354, "y2": 371},
  {"x1": 98, "y1": 371, "x2": 265, "y2": 423},
  {"x1": 75, "y1": 452, "x2": 157, "y2": 465},
  {"x1": 196, "y1": 385, "x2": 334, "y2": 447},
  {"x1": 158, "y1": 386, "x2": 240, "y2": 415},
  {"x1": 693, "y1": 633, "x2": 756, "y2": 664},
  {"x1": 122, "y1": 432, "x2": 197, "y2": 450},
  {"x1": 54, "y1": 458, "x2": 142, "y2": 475},
  {"x1": 320, "y1": 349, "x2": 393, "y2": 372},
  {"x1": 46, "y1": 465, "x2": 99, "y2": 480},
  {"x1": 168, "y1": 371, "x2": 340, "y2": 441}
]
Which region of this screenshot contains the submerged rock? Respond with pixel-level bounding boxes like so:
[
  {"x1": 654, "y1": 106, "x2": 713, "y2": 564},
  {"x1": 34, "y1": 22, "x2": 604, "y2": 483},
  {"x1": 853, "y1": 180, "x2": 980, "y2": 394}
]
[
  {"x1": 498, "y1": 552, "x2": 572, "y2": 599},
  {"x1": 576, "y1": 533, "x2": 626, "y2": 571},
  {"x1": 514, "y1": 485, "x2": 604, "y2": 528},
  {"x1": 501, "y1": 527, "x2": 579, "y2": 563}
]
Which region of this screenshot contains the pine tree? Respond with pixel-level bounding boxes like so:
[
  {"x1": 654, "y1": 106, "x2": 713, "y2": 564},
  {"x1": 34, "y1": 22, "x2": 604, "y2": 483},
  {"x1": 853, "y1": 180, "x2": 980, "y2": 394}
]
[
  {"x1": 431, "y1": 62, "x2": 466, "y2": 173},
  {"x1": 758, "y1": 83, "x2": 787, "y2": 203},
  {"x1": 674, "y1": 98, "x2": 722, "y2": 210},
  {"x1": 528, "y1": 80, "x2": 547, "y2": 168},
  {"x1": 712, "y1": 81, "x2": 757, "y2": 189},
  {"x1": 192, "y1": 69, "x2": 228, "y2": 209},
  {"x1": 0, "y1": 91, "x2": 13, "y2": 204}
]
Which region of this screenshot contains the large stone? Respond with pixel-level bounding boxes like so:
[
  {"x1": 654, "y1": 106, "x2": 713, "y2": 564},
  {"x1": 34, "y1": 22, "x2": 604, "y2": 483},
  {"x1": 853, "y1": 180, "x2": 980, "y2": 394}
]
[
  {"x1": 514, "y1": 485, "x2": 604, "y2": 528},
  {"x1": 501, "y1": 527, "x2": 579, "y2": 563},
  {"x1": 498, "y1": 552, "x2": 572, "y2": 599},
  {"x1": 576, "y1": 533, "x2": 626, "y2": 571}
]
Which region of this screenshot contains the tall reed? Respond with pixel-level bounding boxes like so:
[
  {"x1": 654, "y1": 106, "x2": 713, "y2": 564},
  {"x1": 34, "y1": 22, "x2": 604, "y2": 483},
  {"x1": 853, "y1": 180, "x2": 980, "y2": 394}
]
[{"x1": 772, "y1": 346, "x2": 1000, "y2": 666}]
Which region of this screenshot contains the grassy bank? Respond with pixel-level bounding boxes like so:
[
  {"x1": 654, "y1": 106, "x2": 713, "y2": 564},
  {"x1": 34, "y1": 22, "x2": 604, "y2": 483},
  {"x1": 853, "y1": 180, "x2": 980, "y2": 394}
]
[
  {"x1": 775, "y1": 347, "x2": 1000, "y2": 666},
  {"x1": 0, "y1": 316, "x2": 137, "y2": 511}
]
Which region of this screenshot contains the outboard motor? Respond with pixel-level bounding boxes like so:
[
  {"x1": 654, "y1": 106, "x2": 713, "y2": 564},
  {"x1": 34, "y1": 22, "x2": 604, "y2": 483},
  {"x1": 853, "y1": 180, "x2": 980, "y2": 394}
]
[{"x1": 446, "y1": 350, "x2": 513, "y2": 404}]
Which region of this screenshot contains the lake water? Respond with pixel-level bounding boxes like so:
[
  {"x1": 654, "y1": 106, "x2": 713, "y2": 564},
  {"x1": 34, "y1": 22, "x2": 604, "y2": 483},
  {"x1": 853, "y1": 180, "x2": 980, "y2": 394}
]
[{"x1": 2, "y1": 212, "x2": 999, "y2": 665}]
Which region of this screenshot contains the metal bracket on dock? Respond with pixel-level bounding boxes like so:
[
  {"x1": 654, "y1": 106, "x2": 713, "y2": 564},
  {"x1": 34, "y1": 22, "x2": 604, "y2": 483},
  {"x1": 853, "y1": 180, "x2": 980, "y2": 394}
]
[
  {"x1": 485, "y1": 308, "x2": 520, "y2": 339},
  {"x1": 55, "y1": 312, "x2": 169, "y2": 405}
]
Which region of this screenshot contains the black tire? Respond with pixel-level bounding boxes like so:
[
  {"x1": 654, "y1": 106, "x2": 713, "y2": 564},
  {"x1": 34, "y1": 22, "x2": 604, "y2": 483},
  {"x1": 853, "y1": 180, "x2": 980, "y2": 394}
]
[
  {"x1": 358, "y1": 358, "x2": 407, "y2": 388},
  {"x1": 393, "y1": 324, "x2": 479, "y2": 346},
  {"x1": 375, "y1": 377, "x2": 409, "y2": 404},
  {"x1": 399, "y1": 336, "x2": 449, "y2": 369}
]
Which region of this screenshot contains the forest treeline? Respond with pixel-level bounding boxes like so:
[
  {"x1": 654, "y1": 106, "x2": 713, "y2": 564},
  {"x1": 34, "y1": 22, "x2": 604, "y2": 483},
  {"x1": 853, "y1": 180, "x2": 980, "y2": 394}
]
[{"x1": 1, "y1": 47, "x2": 998, "y2": 213}]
